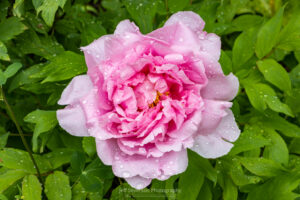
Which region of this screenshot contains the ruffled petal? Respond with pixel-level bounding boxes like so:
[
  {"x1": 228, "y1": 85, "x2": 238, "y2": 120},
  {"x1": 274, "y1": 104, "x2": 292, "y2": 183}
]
[
  {"x1": 112, "y1": 150, "x2": 188, "y2": 179},
  {"x1": 114, "y1": 20, "x2": 140, "y2": 35},
  {"x1": 200, "y1": 33, "x2": 221, "y2": 61},
  {"x1": 164, "y1": 11, "x2": 205, "y2": 33},
  {"x1": 57, "y1": 104, "x2": 89, "y2": 137},
  {"x1": 201, "y1": 73, "x2": 239, "y2": 101},
  {"x1": 96, "y1": 139, "x2": 118, "y2": 165},
  {"x1": 198, "y1": 100, "x2": 232, "y2": 134},
  {"x1": 58, "y1": 75, "x2": 93, "y2": 105},
  {"x1": 191, "y1": 109, "x2": 240, "y2": 158},
  {"x1": 125, "y1": 176, "x2": 152, "y2": 190}
]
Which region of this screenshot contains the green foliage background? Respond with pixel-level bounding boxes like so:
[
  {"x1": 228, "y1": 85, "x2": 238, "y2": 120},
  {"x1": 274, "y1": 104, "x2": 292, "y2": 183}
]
[{"x1": 0, "y1": 0, "x2": 300, "y2": 199}]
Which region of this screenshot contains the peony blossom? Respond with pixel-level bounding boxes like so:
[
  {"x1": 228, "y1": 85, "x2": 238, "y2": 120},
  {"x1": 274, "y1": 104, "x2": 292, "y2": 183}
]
[{"x1": 57, "y1": 11, "x2": 240, "y2": 189}]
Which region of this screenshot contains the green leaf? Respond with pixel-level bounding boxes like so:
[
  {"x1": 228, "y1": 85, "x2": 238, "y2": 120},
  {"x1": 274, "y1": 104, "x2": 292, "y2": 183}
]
[
  {"x1": 222, "y1": 175, "x2": 237, "y2": 200},
  {"x1": 178, "y1": 161, "x2": 204, "y2": 200},
  {"x1": 188, "y1": 150, "x2": 217, "y2": 183},
  {"x1": 123, "y1": 0, "x2": 158, "y2": 33},
  {"x1": 32, "y1": 51, "x2": 86, "y2": 83},
  {"x1": 239, "y1": 157, "x2": 285, "y2": 177},
  {"x1": 22, "y1": 175, "x2": 42, "y2": 200},
  {"x1": 80, "y1": 21, "x2": 106, "y2": 46},
  {"x1": 0, "y1": 0, "x2": 9, "y2": 21},
  {"x1": 228, "y1": 14, "x2": 263, "y2": 33},
  {"x1": 0, "y1": 70, "x2": 7, "y2": 86},
  {"x1": 45, "y1": 171, "x2": 72, "y2": 200},
  {"x1": 197, "y1": 180, "x2": 212, "y2": 200},
  {"x1": 43, "y1": 148, "x2": 74, "y2": 169},
  {"x1": 257, "y1": 59, "x2": 291, "y2": 93},
  {"x1": 82, "y1": 137, "x2": 96, "y2": 157},
  {"x1": 257, "y1": 111, "x2": 300, "y2": 138},
  {"x1": 70, "y1": 151, "x2": 86, "y2": 176},
  {"x1": 168, "y1": 0, "x2": 189, "y2": 13},
  {"x1": 0, "y1": 17, "x2": 27, "y2": 42},
  {"x1": 24, "y1": 110, "x2": 57, "y2": 152},
  {"x1": 244, "y1": 82, "x2": 293, "y2": 116},
  {"x1": 0, "y1": 148, "x2": 52, "y2": 174},
  {"x1": 3, "y1": 63, "x2": 22, "y2": 79},
  {"x1": 219, "y1": 50, "x2": 232, "y2": 75},
  {"x1": 0, "y1": 127, "x2": 9, "y2": 149},
  {"x1": 263, "y1": 128, "x2": 289, "y2": 166},
  {"x1": 229, "y1": 125, "x2": 271, "y2": 155},
  {"x1": 0, "y1": 41, "x2": 10, "y2": 61},
  {"x1": 12, "y1": 0, "x2": 25, "y2": 18},
  {"x1": 0, "y1": 169, "x2": 28, "y2": 193},
  {"x1": 247, "y1": 173, "x2": 300, "y2": 200},
  {"x1": 290, "y1": 138, "x2": 300, "y2": 155},
  {"x1": 232, "y1": 27, "x2": 258, "y2": 71},
  {"x1": 72, "y1": 182, "x2": 87, "y2": 200},
  {"x1": 16, "y1": 30, "x2": 64, "y2": 60},
  {"x1": 255, "y1": 7, "x2": 284, "y2": 59},
  {"x1": 35, "y1": 0, "x2": 67, "y2": 27},
  {"x1": 277, "y1": 13, "x2": 300, "y2": 51}
]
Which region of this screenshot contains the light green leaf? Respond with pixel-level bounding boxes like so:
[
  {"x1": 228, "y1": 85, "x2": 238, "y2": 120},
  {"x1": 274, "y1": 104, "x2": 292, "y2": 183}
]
[
  {"x1": 257, "y1": 59, "x2": 291, "y2": 93},
  {"x1": 289, "y1": 138, "x2": 300, "y2": 155},
  {"x1": 123, "y1": 0, "x2": 158, "y2": 33},
  {"x1": 43, "y1": 149, "x2": 74, "y2": 169},
  {"x1": 255, "y1": 7, "x2": 284, "y2": 59},
  {"x1": 0, "y1": 70, "x2": 7, "y2": 86},
  {"x1": 277, "y1": 13, "x2": 300, "y2": 51},
  {"x1": 168, "y1": 0, "x2": 189, "y2": 13},
  {"x1": 36, "y1": 0, "x2": 67, "y2": 27},
  {"x1": 223, "y1": 176, "x2": 237, "y2": 200},
  {"x1": 258, "y1": 111, "x2": 300, "y2": 138},
  {"x1": 178, "y1": 158, "x2": 204, "y2": 200},
  {"x1": 239, "y1": 157, "x2": 285, "y2": 177},
  {"x1": 0, "y1": 148, "x2": 52, "y2": 174},
  {"x1": 232, "y1": 27, "x2": 258, "y2": 71},
  {"x1": 244, "y1": 82, "x2": 293, "y2": 116},
  {"x1": 31, "y1": 51, "x2": 86, "y2": 83},
  {"x1": 219, "y1": 50, "x2": 232, "y2": 75},
  {"x1": 247, "y1": 173, "x2": 300, "y2": 200},
  {"x1": 24, "y1": 110, "x2": 57, "y2": 152},
  {"x1": 82, "y1": 137, "x2": 96, "y2": 157},
  {"x1": 188, "y1": 150, "x2": 217, "y2": 183},
  {"x1": 72, "y1": 182, "x2": 87, "y2": 200},
  {"x1": 22, "y1": 175, "x2": 42, "y2": 200},
  {"x1": 0, "y1": 169, "x2": 28, "y2": 193},
  {"x1": 0, "y1": 17, "x2": 27, "y2": 42},
  {"x1": 0, "y1": 127, "x2": 9, "y2": 149},
  {"x1": 229, "y1": 125, "x2": 271, "y2": 155},
  {"x1": 0, "y1": 41, "x2": 10, "y2": 61},
  {"x1": 12, "y1": 0, "x2": 25, "y2": 18},
  {"x1": 3, "y1": 63, "x2": 22, "y2": 79},
  {"x1": 263, "y1": 128, "x2": 289, "y2": 166},
  {"x1": 45, "y1": 171, "x2": 72, "y2": 200}
]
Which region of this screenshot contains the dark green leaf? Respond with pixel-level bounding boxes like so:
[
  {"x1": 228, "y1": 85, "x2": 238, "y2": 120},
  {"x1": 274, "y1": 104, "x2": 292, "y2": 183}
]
[{"x1": 0, "y1": 17, "x2": 27, "y2": 42}]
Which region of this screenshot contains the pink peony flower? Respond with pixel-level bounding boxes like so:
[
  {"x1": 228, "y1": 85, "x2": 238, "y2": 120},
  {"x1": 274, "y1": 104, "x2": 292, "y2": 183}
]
[{"x1": 57, "y1": 11, "x2": 240, "y2": 189}]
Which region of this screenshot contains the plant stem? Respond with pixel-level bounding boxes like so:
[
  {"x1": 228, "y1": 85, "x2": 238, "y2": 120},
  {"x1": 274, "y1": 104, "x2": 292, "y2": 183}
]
[{"x1": 0, "y1": 86, "x2": 43, "y2": 183}]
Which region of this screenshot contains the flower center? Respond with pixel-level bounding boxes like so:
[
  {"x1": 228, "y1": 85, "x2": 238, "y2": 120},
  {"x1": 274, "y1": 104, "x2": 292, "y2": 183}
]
[{"x1": 149, "y1": 91, "x2": 169, "y2": 108}]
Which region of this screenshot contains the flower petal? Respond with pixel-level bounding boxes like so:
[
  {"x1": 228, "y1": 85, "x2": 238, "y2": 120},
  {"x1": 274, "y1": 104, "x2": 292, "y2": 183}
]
[
  {"x1": 114, "y1": 20, "x2": 140, "y2": 35},
  {"x1": 164, "y1": 11, "x2": 205, "y2": 33},
  {"x1": 96, "y1": 139, "x2": 118, "y2": 165},
  {"x1": 191, "y1": 109, "x2": 240, "y2": 158},
  {"x1": 198, "y1": 99, "x2": 232, "y2": 134},
  {"x1": 125, "y1": 176, "x2": 152, "y2": 190},
  {"x1": 58, "y1": 75, "x2": 93, "y2": 105},
  {"x1": 57, "y1": 104, "x2": 89, "y2": 137},
  {"x1": 201, "y1": 73, "x2": 239, "y2": 101}
]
